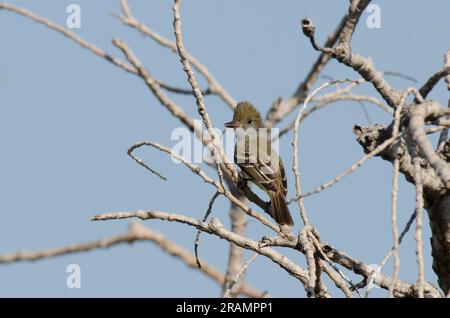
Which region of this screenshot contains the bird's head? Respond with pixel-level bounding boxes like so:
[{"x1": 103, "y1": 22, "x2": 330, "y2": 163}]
[{"x1": 225, "y1": 101, "x2": 263, "y2": 130}]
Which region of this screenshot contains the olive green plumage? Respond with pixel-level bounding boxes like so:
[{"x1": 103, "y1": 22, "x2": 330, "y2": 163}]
[
  {"x1": 232, "y1": 101, "x2": 264, "y2": 129},
  {"x1": 225, "y1": 101, "x2": 294, "y2": 226}
]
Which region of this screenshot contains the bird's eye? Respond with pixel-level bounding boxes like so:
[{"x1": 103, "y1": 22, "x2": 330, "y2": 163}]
[{"x1": 247, "y1": 119, "x2": 252, "y2": 124}]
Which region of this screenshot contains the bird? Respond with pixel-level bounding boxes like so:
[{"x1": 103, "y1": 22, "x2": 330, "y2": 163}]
[{"x1": 225, "y1": 101, "x2": 294, "y2": 226}]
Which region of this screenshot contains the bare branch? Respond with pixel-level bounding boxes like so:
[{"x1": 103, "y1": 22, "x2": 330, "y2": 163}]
[
  {"x1": 195, "y1": 191, "x2": 221, "y2": 268},
  {"x1": 299, "y1": 226, "x2": 316, "y2": 297},
  {"x1": 113, "y1": 37, "x2": 268, "y2": 219},
  {"x1": 0, "y1": 1, "x2": 221, "y2": 153},
  {"x1": 0, "y1": 3, "x2": 137, "y2": 74},
  {"x1": 445, "y1": 50, "x2": 450, "y2": 90},
  {"x1": 0, "y1": 222, "x2": 144, "y2": 264},
  {"x1": 112, "y1": 39, "x2": 198, "y2": 133},
  {"x1": 410, "y1": 101, "x2": 450, "y2": 188},
  {"x1": 262, "y1": 232, "x2": 442, "y2": 297},
  {"x1": 91, "y1": 210, "x2": 310, "y2": 288},
  {"x1": 308, "y1": 232, "x2": 357, "y2": 298},
  {"x1": 0, "y1": 221, "x2": 263, "y2": 298},
  {"x1": 371, "y1": 209, "x2": 418, "y2": 295},
  {"x1": 321, "y1": 243, "x2": 441, "y2": 298},
  {"x1": 0, "y1": 5, "x2": 211, "y2": 155},
  {"x1": 436, "y1": 50, "x2": 450, "y2": 152},
  {"x1": 292, "y1": 80, "x2": 362, "y2": 223},
  {"x1": 170, "y1": 1, "x2": 277, "y2": 237},
  {"x1": 117, "y1": 0, "x2": 236, "y2": 109},
  {"x1": 383, "y1": 71, "x2": 418, "y2": 84},
  {"x1": 389, "y1": 111, "x2": 402, "y2": 297},
  {"x1": 361, "y1": 103, "x2": 404, "y2": 298},
  {"x1": 354, "y1": 124, "x2": 447, "y2": 198},
  {"x1": 127, "y1": 147, "x2": 167, "y2": 181},
  {"x1": 292, "y1": 82, "x2": 342, "y2": 224},
  {"x1": 157, "y1": 81, "x2": 213, "y2": 96},
  {"x1": 221, "y1": 182, "x2": 249, "y2": 297},
  {"x1": 416, "y1": 66, "x2": 450, "y2": 103},
  {"x1": 223, "y1": 252, "x2": 259, "y2": 298},
  {"x1": 436, "y1": 100, "x2": 450, "y2": 152},
  {"x1": 128, "y1": 140, "x2": 279, "y2": 232},
  {"x1": 5, "y1": 0, "x2": 447, "y2": 298},
  {"x1": 301, "y1": 0, "x2": 404, "y2": 109},
  {"x1": 290, "y1": 114, "x2": 402, "y2": 203},
  {"x1": 320, "y1": 262, "x2": 353, "y2": 298},
  {"x1": 276, "y1": 92, "x2": 390, "y2": 140},
  {"x1": 266, "y1": 13, "x2": 349, "y2": 126},
  {"x1": 172, "y1": 0, "x2": 237, "y2": 184},
  {"x1": 337, "y1": 0, "x2": 371, "y2": 46},
  {"x1": 412, "y1": 148, "x2": 425, "y2": 298}
]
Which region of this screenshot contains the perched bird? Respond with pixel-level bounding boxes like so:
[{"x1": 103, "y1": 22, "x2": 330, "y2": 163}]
[{"x1": 225, "y1": 101, "x2": 294, "y2": 226}]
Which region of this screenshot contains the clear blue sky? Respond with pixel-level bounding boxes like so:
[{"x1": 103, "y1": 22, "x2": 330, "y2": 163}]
[{"x1": 0, "y1": 0, "x2": 449, "y2": 297}]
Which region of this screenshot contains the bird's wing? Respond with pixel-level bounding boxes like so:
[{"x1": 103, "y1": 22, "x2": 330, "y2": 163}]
[
  {"x1": 279, "y1": 157, "x2": 288, "y2": 196},
  {"x1": 237, "y1": 157, "x2": 279, "y2": 193},
  {"x1": 234, "y1": 141, "x2": 286, "y2": 194}
]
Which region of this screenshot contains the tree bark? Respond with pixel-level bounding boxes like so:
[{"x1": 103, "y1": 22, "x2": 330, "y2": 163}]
[
  {"x1": 221, "y1": 183, "x2": 248, "y2": 297},
  {"x1": 427, "y1": 195, "x2": 450, "y2": 294},
  {"x1": 353, "y1": 123, "x2": 450, "y2": 295}
]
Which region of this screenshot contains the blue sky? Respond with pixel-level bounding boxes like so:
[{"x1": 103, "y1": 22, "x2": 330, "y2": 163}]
[{"x1": 0, "y1": 0, "x2": 449, "y2": 297}]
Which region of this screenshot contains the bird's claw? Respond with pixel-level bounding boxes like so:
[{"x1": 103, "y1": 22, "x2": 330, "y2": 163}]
[{"x1": 237, "y1": 176, "x2": 248, "y2": 190}]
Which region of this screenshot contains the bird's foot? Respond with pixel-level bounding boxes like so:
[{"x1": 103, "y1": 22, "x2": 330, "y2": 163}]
[{"x1": 237, "y1": 175, "x2": 248, "y2": 190}]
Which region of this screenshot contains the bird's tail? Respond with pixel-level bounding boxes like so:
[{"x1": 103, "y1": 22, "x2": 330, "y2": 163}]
[{"x1": 268, "y1": 191, "x2": 294, "y2": 226}]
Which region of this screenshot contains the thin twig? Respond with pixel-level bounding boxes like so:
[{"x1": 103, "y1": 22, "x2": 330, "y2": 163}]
[
  {"x1": 117, "y1": 0, "x2": 236, "y2": 109},
  {"x1": 275, "y1": 92, "x2": 390, "y2": 140},
  {"x1": 290, "y1": 129, "x2": 403, "y2": 203},
  {"x1": 292, "y1": 80, "x2": 361, "y2": 223},
  {"x1": 389, "y1": 161, "x2": 400, "y2": 297},
  {"x1": 223, "y1": 253, "x2": 259, "y2": 298},
  {"x1": 112, "y1": 39, "x2": 198, "y2": 134},
  {"x1": 389, "y1": 92, "x2": 408, "y2": 297},
  {"x1": 363, "y1": 100, "x2": 404, "y2": 298},
  {"x1": 320, "y1": 262, "x2": 353, "y2": 298},
  {"x1": 415, "y1": 66, "x2": 450, "y2": 103},
  {"x1": 412, "y1": 148, "x2": 425, "y2": 298},
  {"x1": 0, "y1": 4, "x2": 138, "y2": 72},
  {"x1": 366, "y1": 209, "x2": 417, "y2": 296},
  {"x1": 157, "y1": 81, "x2": 212, "y2": 96},
  {"x1": 265, "y1": 13, "x2": 349, "y2": 126},
  {"x1": 128, "y1": 140, "x2": 278, "y2": 232},
  {"x1": 308, "y1": 232, "x2": 360, "y2": 298},
  {"x1": 436, "y1": 50, "x2": 450, "y2": 152},
  {"x1": 383, "y1": 71, "x2": 418, "y2": 83},
  {"x1": 127, "y1": 146, "x2": 167, "y2": 181},
  {"x1": 195, "y1": 191, "x2": 221, "y2": 268},
  {"x1": 221, "y1": 181, "x2": 249, "y2": 297},
  {"x1": 172, "y1": 0, "x2": 236, "y2": 182},
  {"x1": 436, "y1": 99, "x2": 450, "y2": 152}
]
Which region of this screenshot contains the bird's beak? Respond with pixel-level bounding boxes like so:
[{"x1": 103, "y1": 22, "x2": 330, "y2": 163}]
[{"x1": 225, "y1": 121, "x2": 240, "y2": 128}]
